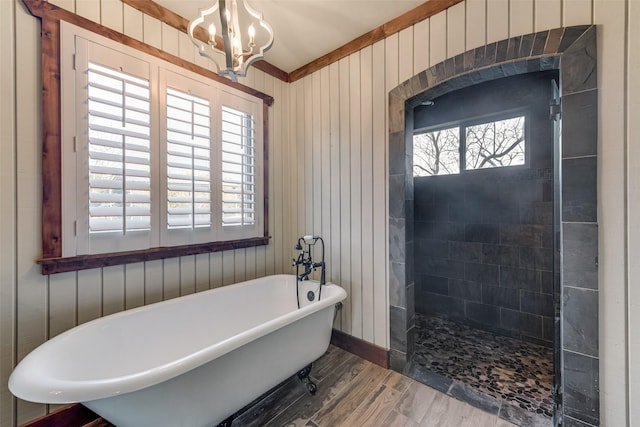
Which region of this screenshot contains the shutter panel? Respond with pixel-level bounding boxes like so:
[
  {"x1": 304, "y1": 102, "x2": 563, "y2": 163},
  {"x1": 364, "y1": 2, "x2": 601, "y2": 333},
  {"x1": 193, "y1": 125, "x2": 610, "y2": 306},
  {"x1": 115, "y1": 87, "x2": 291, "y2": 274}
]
[
  {"x1": 221, "y1": 105, "x2": 256, "y2": 227},
  {"x1": 86, "y1": 62, "x2": 152, "y2": 234},
  {"x1": 165, "y1": 87, "x2": 212, "y2": 230}
]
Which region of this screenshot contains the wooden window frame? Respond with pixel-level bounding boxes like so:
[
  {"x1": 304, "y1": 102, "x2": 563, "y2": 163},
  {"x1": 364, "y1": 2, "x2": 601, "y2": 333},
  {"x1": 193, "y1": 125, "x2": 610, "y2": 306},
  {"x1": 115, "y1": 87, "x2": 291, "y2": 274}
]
[{"x1": 22, "y1": 0, "x2": 273, "y2": 275}]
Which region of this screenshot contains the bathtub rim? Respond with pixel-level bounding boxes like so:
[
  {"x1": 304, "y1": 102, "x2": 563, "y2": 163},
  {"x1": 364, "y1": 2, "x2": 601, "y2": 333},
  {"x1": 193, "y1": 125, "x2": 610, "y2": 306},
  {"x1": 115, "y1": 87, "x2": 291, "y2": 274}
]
[{"x1": 9, "y1": 274, "x2": 346, "y2": 404}]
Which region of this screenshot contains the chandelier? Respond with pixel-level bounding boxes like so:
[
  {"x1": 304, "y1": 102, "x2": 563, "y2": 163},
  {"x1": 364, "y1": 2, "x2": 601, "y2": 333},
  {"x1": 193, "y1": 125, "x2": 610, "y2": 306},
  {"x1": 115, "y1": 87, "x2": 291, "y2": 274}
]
[{"x1": 188, "y1": 0, "x2": 274, "y2": 82}]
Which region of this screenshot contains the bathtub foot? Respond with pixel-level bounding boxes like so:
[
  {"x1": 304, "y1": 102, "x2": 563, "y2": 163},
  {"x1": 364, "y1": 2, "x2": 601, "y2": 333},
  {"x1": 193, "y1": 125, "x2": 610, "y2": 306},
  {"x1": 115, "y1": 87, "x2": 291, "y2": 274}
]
[
  {"x1": 216, "y1": 414, "x2": 234, "y2": 427},
  {"x1": 297, "y1": 364, "x2": 317, "y2": 395}
]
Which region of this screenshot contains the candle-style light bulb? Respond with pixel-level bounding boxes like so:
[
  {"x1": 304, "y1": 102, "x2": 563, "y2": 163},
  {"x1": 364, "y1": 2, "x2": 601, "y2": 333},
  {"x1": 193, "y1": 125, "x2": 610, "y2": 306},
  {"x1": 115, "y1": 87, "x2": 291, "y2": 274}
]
[
  {"x1": 248, "y1": 23, "x2": 256, "y2": 47},
  {"x1": 208, "y1": 23, "x2": 216, "y2": 45}
]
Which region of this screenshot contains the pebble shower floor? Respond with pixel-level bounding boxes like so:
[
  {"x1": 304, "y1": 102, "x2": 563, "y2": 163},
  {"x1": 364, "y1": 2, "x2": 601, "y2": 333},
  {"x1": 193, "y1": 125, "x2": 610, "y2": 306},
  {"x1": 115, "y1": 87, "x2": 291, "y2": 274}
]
[{"x1": 411, "y1": 314, "x2": 554, "y2": 419}]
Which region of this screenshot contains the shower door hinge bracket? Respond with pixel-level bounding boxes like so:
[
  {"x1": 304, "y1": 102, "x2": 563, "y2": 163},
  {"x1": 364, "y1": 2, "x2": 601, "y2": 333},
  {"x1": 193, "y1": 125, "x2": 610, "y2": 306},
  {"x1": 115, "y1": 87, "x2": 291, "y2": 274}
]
[{"x1": 550, "y1": 100, "x2": 561, "y2": 121}]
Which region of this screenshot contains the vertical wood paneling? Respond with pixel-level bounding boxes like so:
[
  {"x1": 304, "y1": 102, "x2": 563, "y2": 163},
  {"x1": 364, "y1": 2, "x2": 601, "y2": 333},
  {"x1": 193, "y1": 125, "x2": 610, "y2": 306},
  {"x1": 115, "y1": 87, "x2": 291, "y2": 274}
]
[
  {"x1": 195, "y1": 253, "x2": 210, "y2": 291},
  {"x1": 245, "y1": 247, "x2": 257, "y2": 280},
  {"x1": 234, "y1": 249, "x2": 246, "y2": 283},
  {"x1": 179, "y1": 256, "x2": 196, "y2": 296},
  {"x1": 384, "y1": 31, "x2": 400, "y2": 347},
  {"x1": 312, "y1": 72, "x2": 322, "y2": 242},
  {"x1": 15, "y1": 6, "x2": 47, "y2": 423},
  {"x1": 8, "y1": 1, "x2": 640, "y2": 425},
  {"x1": 398, "y1": 27, "x2": 414, "y2": 84},
  {"x1": 77, "y1": 269, "x2": 102, "y2": 323},
  {"x1": 509, "y1": 0, "x2": 534, "y2": 35},
  {"x1": 329, "y1": 61, "x2": 341, "y2": 290},
  {"x1": 122, "y1": 3, "x2": 143, "y2": 41},
  {"x1": 430, "y1": 11, "x2": 447, "y2": 66},
  {"x1": 48, "y1": 0, "x2": 74, "y2": 13},
  {"x1": 628, "y1": 2, "x2": 640, "y2": 423},
  {"x1": 100, "y1": 0, "x2": 123, "y2": 32},
  {"x1": 273, "y1": 78, "x2": 285, "y2": 273},
  {"x1": 535, "y1": 0, "x2": 561, "y2": 32},
  {"x1": 178, "y1": 31, "x2": 195, "y2": 63},
  {"x1": 385, "y1": 33, "x2": 399, "y2": 91},
  {"x1": 75, "y1": 0, "x2": 101, "y2": 23},
  {"x1": 295, "y1": 80, "x2": 305, "y2": 241},
  {"x1": 222, "y1": 251, "x2": 235, "y2": 286},
  {"x1": 594, "y1": 1, "x2": 627, "y2": 425},
  {"x1": 209, "y1": 252, "x2": 224, "y2": 288},
  {"x1": 48, "y1": 272, "x2": 76, "y2": 338},
  {"x1": 466, "y1": 0, "x2": 487, "y2": 50},
  {"x1": 372, "y1": 40, "x2": 387, "y2": 347},
  {"x1": 283, "y1": 79, "x2": 295, "y2": 273},
  {"x1": 487, "y1": 0, "x2": 509, "y2": 43},
  {"x1": 161, "y1": 22, "x2": 179, "y2": 56},
  {"x1": 8, "y1": 3, "x2": 290, "y2": 424},
  {"x1": 563, "y1": 0, "x2": 593, "y2": 27},
  {"x1": 144, "y1": 259, "x2": 164, "y2": 303},
  {"x1": 290, "y1": 80, "x2": 306, "y2": 244},
  {"x1": 413, "y1": 19, "x2": 430, "y2": 74},
  {"x1": 251, "y1": 70, "x2": 268, "y2": 278},
  {"x1": 143, "y1": 14, "x2": 162, "y2": 49},
  {"x1": 338, "y1": 56, "x2": 352, "y2": 334},
  {"x1": 162, "y1": 258, "x2": 180, "y2": 300},
  {"x1": 0, "y1": 1, "x2": 17, "y2": 423},
  {"x1": 360, "y1": 45, "x2": 374, "y2": 342},
  {"x1": 349, "y1": 52, "x2": 363, "y2": 338},
  {"x1": 264, "y1": 74, "x2": 276, "y2": 276},
  {"x1": 303, "y1": 76, "x2": 314, "y2": 236},
  {"x1": 124, "y1": 263, "x2": 145, "y2": 309},
  {"x1": 320, "y1": 68, "x2": 331, "y2": 278},
  {"x1": 102, "y1": 265, "x2": 125, "y2": 315},
  {"x1": 447, "y1": 1, "x2": 466, "y2": 56}
]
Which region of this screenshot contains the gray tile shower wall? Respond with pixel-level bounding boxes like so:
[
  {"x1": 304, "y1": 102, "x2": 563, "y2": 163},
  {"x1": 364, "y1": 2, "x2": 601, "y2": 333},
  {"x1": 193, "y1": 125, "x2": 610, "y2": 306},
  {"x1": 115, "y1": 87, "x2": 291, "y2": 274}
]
[
  {"x1": 414, "y1": 171, "x2": 554, "y2": 346},
  {"x1": 413, "y1": 73, "x2": 555, "y2": 346},
  {"x1": 389, "y1": 26, "x2": 599, "y2": 425}
]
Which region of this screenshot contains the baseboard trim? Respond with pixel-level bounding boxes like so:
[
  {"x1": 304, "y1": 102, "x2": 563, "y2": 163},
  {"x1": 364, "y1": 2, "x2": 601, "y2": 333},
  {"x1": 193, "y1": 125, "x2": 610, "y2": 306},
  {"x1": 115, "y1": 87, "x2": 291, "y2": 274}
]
[
  {"x1": 330, "y1": 328, "x2": 389, "y2": 369},
  {"x1": 21, "y1": 404, "x2": 99, "y2": 427}
]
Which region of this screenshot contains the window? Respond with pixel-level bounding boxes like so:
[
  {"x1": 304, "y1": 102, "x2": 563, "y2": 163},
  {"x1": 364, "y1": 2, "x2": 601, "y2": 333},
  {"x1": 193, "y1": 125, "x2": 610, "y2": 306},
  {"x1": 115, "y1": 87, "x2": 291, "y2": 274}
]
[
  {"x1": 61, "y1": 22, "x2": 265, "y2": 258},
  {"x1": 413, "y1": 114, "x2": 527, "y2": 177}
]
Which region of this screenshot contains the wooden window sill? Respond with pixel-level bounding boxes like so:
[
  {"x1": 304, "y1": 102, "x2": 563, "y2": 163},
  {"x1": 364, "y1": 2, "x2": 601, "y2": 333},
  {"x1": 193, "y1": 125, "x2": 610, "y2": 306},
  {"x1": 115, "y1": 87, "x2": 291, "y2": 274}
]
[{"x1": 37, "y1": 237, "x2": 270, "y2": 275}]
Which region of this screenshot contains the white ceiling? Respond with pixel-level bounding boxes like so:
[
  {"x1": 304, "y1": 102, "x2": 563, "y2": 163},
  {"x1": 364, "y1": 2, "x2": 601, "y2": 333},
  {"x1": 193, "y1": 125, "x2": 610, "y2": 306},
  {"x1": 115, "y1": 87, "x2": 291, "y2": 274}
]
[{"x1": 154, "y1": 0, "x2": 425, "y2": 73}]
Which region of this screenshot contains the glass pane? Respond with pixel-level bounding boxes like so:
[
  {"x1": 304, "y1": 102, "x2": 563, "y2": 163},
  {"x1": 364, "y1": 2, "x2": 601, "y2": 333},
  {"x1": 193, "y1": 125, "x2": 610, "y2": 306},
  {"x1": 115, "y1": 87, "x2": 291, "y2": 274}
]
[
  {"x1": 413, "y1": 126, "x2": 460, "y2": 176},
  {"x1": 465, "y1": 116, "x2": 525, "y2": 170}
]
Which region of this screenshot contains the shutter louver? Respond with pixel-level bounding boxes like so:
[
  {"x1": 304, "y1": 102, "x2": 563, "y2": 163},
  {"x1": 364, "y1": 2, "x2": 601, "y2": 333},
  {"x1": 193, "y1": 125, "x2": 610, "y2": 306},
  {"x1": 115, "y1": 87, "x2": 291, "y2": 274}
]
[
  {"x1": 221, "y1": 105, "x2": 256, "y2": 227},
  {"x1": 87, "y1": 62, "x2": 151, "y2": 234},
  {"x1": 166, "y1": 88, "x2": 212, "y2": 229}
]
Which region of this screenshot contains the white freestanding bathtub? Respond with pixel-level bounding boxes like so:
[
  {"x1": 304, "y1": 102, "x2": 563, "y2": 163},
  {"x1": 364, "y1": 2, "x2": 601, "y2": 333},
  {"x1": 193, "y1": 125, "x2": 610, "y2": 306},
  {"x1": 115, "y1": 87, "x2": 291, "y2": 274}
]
[{"x1": 9, "y1": 274, "x2": 346, "y2": 427}]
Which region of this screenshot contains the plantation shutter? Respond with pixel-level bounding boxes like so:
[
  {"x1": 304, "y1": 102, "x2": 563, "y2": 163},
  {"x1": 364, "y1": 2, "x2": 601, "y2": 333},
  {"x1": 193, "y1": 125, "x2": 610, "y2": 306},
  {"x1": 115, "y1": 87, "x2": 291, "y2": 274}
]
[
  {"x1": 74, "y1": 38, "x2": 157, "y2": 255},
  {"x1": 66, "y1": 28, "x2": 265, "y2": 256},
  {"x1": 86, "y1": 63, "x2": 152, "y2": 234},
  {"x1": 165, "y1": 88, "x2": 212, "y2": 230},
  {"x1": 221, "y1": 105, "x2": 256, "y2": 227}
]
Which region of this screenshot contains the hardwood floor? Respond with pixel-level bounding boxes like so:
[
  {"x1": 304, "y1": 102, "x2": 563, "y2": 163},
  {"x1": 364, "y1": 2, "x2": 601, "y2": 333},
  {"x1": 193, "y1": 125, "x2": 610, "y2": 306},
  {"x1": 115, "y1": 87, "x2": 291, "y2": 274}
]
[{"x1": 87, "y1": 345, "x2": 517, "y2": 427}]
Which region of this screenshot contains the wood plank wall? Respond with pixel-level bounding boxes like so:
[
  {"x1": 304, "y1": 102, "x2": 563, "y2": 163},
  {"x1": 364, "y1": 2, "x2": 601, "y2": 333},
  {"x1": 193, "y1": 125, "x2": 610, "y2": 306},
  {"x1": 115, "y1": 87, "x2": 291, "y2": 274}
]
[
  {"x1": 286, "y1": 1, "x2": 635, "y2": 427},
  {"x1": 2, "y1": 0, "x2": 639, "y2": 426},
  {"x1": 2, "y1": 1, "x2": 292, "y2": 425}
]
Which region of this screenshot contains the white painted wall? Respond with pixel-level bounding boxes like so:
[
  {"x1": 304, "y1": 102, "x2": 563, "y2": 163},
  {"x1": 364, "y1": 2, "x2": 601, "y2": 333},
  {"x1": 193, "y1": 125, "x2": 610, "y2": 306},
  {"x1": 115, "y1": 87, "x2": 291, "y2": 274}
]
[{"x1": 1, "y1": 0, "x2": 638, "y2": 425}]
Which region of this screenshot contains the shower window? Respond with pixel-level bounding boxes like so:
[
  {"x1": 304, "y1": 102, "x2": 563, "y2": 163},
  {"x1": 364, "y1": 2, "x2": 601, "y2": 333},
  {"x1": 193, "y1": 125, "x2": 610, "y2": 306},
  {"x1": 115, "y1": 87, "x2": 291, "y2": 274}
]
[{"x1": 413, "y1": 113, "x2": 527, "y2": 177}]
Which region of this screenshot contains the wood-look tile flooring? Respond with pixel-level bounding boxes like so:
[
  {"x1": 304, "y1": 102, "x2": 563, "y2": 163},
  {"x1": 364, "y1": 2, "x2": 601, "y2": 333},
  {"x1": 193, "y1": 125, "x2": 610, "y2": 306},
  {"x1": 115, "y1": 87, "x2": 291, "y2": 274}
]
[{"x1": 87, "y1": 345, "x2": 516, "y2": 427}]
